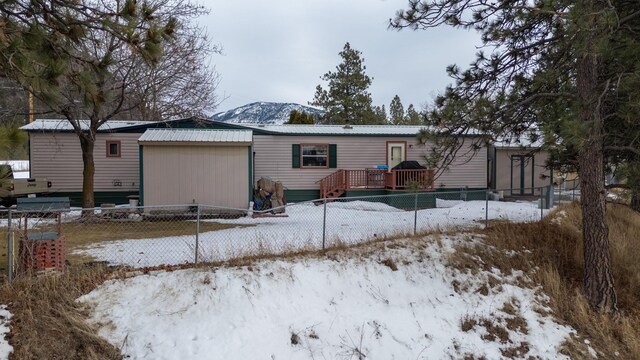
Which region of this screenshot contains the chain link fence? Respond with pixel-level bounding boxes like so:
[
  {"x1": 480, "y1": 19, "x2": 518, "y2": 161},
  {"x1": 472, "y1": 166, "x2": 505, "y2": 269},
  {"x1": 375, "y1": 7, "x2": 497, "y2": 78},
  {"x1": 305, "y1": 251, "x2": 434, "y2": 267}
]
[
  {"x1": 1, "y1": 185, "x2": 565, "y2": 281},
  {"x1": 554, "y1": 178, "x2": 581, "y2": 204}
]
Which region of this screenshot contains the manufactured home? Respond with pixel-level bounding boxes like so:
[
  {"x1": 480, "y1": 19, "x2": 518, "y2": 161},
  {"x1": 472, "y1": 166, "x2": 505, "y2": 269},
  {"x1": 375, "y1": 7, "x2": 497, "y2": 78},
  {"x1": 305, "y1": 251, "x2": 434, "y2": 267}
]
[
  {"x1": 233, "y1": 123, "x2": 487, "y2": 202},
  {"x1": 23, "y1": 118, "x2": 551, "y2": 207},
  {"x1": 21, "y1": 118, "x2": 210, "y2": 205}
]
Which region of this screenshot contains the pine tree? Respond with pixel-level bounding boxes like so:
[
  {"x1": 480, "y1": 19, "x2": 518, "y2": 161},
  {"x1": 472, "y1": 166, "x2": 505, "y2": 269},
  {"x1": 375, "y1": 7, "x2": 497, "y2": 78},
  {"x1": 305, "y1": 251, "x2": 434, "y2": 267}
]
[
  {"x1": 0, "y1": 0, "x2": 217, "y2": 209},
  {"x1": 392, "y1": 0, "x2": 640, "y2": 314},
  {"x1": 389, "y1": 95, "x2": 405, "y2": 125},
  {"x1": 310, "y1": 43, "x2": 375, "y2": 125},
  {"x1": 405, "y1": 104, "x2": 421, "y2": 125},
  {"x1": 285, "y1": 110, "x2": 314, "y2": 124},
  {"x1": 373, "y1": 105, "x2": 388, "y2": 124}
]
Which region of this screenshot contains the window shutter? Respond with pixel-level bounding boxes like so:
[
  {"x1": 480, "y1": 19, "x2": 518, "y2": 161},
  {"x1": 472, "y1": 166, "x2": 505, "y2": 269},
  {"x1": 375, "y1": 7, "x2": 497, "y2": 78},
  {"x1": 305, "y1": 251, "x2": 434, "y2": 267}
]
[
  {"x1": 329, "y1": 144, "x2": 337, "y2": 168},
  {"x1": 292, "y1": 144, "x2": 300, "y2": 168}
]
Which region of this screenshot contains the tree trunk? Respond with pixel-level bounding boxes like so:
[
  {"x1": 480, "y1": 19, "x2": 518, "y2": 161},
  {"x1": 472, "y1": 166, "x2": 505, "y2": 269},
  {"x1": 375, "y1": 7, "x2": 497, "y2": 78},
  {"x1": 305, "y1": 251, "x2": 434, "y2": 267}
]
[
  {"x1": 79, "y1": 134, "x2": 96, "y2": 210},
  {"x1": 631, "y1": 192, "x2": 640, "y2": 213},
  {"x1": 576, "y1": 19, "x2": 618, "y2": 313}
]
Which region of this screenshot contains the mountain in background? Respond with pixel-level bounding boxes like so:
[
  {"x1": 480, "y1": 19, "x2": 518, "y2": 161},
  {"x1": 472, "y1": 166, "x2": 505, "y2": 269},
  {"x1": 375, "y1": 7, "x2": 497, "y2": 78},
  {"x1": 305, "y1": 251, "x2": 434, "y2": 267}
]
[{"x1": 212, "y1": 102, "x2": 324, "y2": 125}]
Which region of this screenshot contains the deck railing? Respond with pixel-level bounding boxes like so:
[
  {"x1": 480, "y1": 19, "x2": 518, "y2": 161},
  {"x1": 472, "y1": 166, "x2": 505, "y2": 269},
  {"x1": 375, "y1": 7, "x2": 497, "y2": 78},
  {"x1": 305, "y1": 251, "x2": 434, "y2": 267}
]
[
  {"x1": 318, "y1": 169, "x2": 346, "y2": 198},
  {"x1": 384, "y1": 169, "x2": 435, "y2": 191},
  {"x1": 344, "y1": 169, "x2": 387, "y2": 189},
  {"x1": 319, "y1": 168, "x2": 435, "y2": 197}
]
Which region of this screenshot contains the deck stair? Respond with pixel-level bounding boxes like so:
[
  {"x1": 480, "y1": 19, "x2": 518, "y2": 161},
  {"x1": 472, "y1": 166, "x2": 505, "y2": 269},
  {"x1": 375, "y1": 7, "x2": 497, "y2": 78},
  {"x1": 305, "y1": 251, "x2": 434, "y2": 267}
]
[
  {"x1": 317, "y1": 169, "x2": 348, "y2": 199},
  {"x1": 318, "y1": 168, "x2": 435, "y2": 199}
]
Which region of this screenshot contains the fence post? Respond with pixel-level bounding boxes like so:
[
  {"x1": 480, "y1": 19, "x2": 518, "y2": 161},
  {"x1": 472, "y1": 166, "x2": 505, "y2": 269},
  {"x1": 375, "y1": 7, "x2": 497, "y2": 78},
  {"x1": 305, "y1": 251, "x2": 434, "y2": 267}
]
[
  {"x1": 195, "y1": 204, "x2": 200, "y2": 265},
  {"x1": 540, "y1": 187, "x2": 544, "y2": 221},
  {"x1": 413, "y1": 192, "x2": 418, "y2": 236},
  {"x1": 485, "y1": 190, "x2": 489, "y2": 228},
  {"x1": 322, "y1": 198, "x2": 327, "y2": 249},
  {"x1": 7, "y1": 209, "x2": 12, "y2": 281}
]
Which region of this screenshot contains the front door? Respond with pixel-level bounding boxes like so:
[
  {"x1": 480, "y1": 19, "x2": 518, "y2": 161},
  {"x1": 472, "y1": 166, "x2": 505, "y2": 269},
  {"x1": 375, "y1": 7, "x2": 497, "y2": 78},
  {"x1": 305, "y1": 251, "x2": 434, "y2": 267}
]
[
  {"x1": 510, "y1": 155, "x2": 534, "y2": 195},
  {"x1": 387, "y1": 142, "x2": 406, "y2": 169}
]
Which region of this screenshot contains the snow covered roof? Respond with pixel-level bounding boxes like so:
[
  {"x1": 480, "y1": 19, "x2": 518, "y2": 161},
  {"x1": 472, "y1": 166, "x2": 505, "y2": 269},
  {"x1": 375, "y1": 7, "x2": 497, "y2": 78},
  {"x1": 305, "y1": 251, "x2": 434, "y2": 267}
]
[
  {"x1": 21, "y1": 119, "x2": 154, "y2": 132},
  {"x1": 238, "y1": 123, "x2": 434, "y2": 136},
  {"x1": 493, "y1": 134, "x2": 544, "y2": 149},
  {"x1": 138, "y1": 129, "x2": 253, "y2": 143}
]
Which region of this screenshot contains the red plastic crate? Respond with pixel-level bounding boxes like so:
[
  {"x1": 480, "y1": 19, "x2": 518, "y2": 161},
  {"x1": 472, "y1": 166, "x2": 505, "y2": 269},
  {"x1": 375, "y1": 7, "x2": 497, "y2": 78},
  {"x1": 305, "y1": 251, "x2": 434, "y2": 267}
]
[{"x1": 19, "y1": 234, "x2": 66, "y2": 274}]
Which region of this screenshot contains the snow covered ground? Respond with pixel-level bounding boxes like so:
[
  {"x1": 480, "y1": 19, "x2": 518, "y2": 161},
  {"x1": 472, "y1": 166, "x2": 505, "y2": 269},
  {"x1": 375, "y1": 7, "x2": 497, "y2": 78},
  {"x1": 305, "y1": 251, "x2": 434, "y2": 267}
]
[
  {"x1": 73, "y1": 200, "x2": 547, "y2": 268},
  {"x1": 79, "y1": 235, "x2": 574, "y2": 360},
  {"x1": 0, "y1": 305, "x2": 12, "y2": 360},
  {"x1": 0, "y1": 160, "x2": 29, "y2": 179}
]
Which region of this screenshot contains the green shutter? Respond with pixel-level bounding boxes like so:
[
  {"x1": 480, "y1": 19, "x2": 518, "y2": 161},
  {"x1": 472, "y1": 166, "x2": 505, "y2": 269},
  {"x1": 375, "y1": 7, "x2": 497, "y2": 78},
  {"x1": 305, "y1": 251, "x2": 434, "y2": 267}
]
[
  {"x1": 329, "y1": 144, "x2": 337, "y2": 168},
  {"x1": 292, "y1": 144, "x2": 300, "y2": 168}
]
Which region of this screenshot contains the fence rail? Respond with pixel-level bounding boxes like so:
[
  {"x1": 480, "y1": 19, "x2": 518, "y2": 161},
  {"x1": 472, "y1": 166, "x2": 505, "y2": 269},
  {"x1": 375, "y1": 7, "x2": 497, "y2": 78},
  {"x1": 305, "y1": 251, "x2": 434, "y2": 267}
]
[{"x1": 1, "y1": 184, "x2": 579, "y2": 281}]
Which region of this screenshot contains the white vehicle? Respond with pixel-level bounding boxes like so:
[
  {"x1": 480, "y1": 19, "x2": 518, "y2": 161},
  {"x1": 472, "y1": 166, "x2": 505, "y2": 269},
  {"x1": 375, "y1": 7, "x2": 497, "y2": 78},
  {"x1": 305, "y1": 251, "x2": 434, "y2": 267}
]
[{"x1": 0, "y1": 164, "x2": 51, "y2": 207}]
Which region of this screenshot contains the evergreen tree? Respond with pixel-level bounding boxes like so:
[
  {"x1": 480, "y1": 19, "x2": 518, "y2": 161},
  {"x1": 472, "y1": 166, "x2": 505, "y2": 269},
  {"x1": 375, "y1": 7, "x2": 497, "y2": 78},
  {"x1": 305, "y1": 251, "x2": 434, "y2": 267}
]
[
  {"x1": 392, "y1": 0, "x2": 640, "y2": 314},
  {"x1": 405, "y1": 104, "x2": 421, "y2": 125},
  {"x1": 0, "y1": 0, "x2": 217, "y2": 209},
  {"x1": 389, "y1": 95, "x2": 405, "y2": 125},
  {"x1": 372, "y1": 105, "x2": 388, "y2": 124},
  {"x1": 310, "y1": 43, "x2": 375, "y2": 124},
  {"x1": 285, "y1": 110, "x2": 315, "y2": 124}
]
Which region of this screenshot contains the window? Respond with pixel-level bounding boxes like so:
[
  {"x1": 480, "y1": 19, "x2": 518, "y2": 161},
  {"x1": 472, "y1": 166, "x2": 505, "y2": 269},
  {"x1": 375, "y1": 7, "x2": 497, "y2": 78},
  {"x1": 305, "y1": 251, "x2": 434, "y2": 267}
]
[
  {"x1": 301, "y1": 144, "x2": 328, "y2": 168},
  {"x1": 106, "y1": 140, "x2": 121, "y2": 158},
  {"x1": 292, "y1": 144, "x2": 336, "y2": 168}
]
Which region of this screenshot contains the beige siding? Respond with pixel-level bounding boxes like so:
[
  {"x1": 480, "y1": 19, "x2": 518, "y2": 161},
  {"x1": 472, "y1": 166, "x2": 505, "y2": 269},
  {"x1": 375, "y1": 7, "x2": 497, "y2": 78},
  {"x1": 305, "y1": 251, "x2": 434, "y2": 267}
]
[
  {"x1": 253, "y1": 135, "x2": 487, "y2": 189},
  {"x1": 29, "y1": 132, "x2": 140, "y2": 192},
  {"x1": 494, "y1": 148, "x2": 551, "y2": 191},
  {"x1": 142, "y1": 145, "x2": 249, "y2": 208}
]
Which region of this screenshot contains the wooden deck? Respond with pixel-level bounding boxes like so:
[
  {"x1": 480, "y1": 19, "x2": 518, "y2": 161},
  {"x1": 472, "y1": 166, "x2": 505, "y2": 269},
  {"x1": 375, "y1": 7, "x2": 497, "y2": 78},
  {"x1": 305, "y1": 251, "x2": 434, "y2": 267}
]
[{"x1": 318, "y1": 169, "x2": 435, "y2": 199}]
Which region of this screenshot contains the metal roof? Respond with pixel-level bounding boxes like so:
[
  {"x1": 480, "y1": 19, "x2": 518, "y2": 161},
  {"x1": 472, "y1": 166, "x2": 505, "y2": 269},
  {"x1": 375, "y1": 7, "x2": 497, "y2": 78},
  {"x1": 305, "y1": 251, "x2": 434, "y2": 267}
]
[
  {"x1": 138, "y1": 129, "x2": 253, "y2": 143},
  {"x1": 494, "y1": 133, "x2": 544, "y2": 149},
  {"x1": 21, "y1": 119, "x2": 154, "y2": 132},
  {"x1": 238, "y1": 123, "x2": 434, "y2": 136}
]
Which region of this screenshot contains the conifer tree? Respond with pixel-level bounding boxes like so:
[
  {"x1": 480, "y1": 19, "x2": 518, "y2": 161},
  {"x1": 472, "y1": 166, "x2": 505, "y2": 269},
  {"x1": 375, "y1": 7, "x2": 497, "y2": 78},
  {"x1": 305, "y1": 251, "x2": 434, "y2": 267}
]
[
  {"x1": 392, "y1": 0, "x2": 640, "y2": 314},
  {"x1": 285, "y1": 110, "x2": 315, "y2": 124},
  {"x1": 405, "y1": 104, "x2": 421, "y2": 125},
  {"x1": 389, "y1": 95, "x2": 405, "y2": 125},
  {"x1": 373, "y1": 105, "x2": 388, "y2": 124},
  {"x1": 310, "y1": 43, "x2": 375, "y2": 124},
  {"x1": 0, "y1": 0, "x2": 217, "y2": 209}
]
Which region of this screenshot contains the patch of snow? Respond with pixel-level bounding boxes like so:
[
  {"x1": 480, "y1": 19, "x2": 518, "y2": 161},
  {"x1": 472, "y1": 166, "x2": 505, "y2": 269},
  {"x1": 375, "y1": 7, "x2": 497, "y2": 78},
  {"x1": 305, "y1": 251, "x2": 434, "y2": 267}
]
[
  {"x1": 78, "y1": 235, "x2": 574, "y2": 360},
  {"x1": 12, "y1": 171, "x2": 29, "y2": 179},
  {"x1": 72, "y1": 200, "x2": 548, "y2": 268},
  {"x1": 436, "y1": 198, "x2": 464, "y2": 208},
  {"x1": 0, "y1": 305, "x2": 13, "y2": 360},
  {"x1": 551, "y1": 210, "x2": 567, "y2": 225},
  {"x1": 0, "y1": 161, "x2": 28, "y2": 172},
  {"x1": 324, "y1": 200, "x2": 403, "y2": 212},
  {"x1": 588, "y1": 346, "x2": 598, "y2": 358}
]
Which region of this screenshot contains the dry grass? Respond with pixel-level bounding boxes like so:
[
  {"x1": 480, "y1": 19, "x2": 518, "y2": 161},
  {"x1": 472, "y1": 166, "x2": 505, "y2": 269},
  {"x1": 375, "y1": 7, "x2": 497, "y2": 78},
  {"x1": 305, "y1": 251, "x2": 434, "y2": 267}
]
[
  {"x1": 0, "y1": 219, "x2": 246, "y2": 272},
  {"x1": 476, "y1": 203, "x2": 640, "y2": 359},
  {"x1": 0, "y1": 265, "x2": 120, "y2": 359}
]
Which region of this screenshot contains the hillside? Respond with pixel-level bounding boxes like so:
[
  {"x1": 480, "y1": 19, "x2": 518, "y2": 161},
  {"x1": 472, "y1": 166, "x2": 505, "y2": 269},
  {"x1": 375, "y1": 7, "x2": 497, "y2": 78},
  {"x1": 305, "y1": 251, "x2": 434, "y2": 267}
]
[
  {"x1": 79, "y1": 234, "x2": 575, "y2": 360},
  {"x1": 212, "y1": 102, "x2": 324, "y2": 125}
]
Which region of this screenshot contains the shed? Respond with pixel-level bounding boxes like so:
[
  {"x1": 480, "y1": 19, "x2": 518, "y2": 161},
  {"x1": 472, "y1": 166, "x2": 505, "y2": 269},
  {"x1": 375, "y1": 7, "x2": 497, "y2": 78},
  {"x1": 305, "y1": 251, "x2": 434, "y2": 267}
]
[
  {"x1": 489, "y1": 136, "x2": 553, "y2": 195},
  {"x1": 138, "y1": 129, "x2": 253, "y2": 208}
]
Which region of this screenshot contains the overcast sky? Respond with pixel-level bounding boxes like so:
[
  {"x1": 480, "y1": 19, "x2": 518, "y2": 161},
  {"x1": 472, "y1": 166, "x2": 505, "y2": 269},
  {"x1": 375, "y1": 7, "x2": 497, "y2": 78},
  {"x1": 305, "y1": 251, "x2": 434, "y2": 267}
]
[{"x1": 199, "y1": 0, "x2": 482, "y2": 114}]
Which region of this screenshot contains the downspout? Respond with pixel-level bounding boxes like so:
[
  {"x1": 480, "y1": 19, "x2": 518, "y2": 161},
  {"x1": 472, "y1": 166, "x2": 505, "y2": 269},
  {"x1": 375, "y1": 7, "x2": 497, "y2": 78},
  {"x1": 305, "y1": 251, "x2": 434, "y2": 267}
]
[{"x1": 138, "y1": 145, "x2": 144, "y2": 206}]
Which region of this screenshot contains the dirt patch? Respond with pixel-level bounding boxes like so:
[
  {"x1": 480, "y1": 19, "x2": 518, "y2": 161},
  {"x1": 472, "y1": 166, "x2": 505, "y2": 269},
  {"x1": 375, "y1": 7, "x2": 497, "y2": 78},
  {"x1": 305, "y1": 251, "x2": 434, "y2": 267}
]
[{"x1": 380, "y1": 258, "x2": 398, "y2": 271}]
